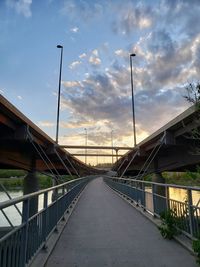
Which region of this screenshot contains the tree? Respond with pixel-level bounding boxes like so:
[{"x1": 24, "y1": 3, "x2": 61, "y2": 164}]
[
  {"x1": 183, "y1": 82, "x2": 200, "y2": 155},
  {"x1": 184, "y1": 82, "x2": 200, "y2": 109}
]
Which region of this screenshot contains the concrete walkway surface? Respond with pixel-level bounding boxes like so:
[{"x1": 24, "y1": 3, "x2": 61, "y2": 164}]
[{"x1": 46, "y1": 177, "x2": 198, "y2": 267}]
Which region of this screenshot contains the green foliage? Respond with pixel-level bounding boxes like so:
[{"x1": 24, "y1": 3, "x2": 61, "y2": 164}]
[
  {"x1": 38, "y1": 175, "x2": 52, "y2": 189},
  {"x1": 162, "y1": 170, "x2": 200, "y2": 186},
  {"x1": 0, "y1": 169, "x2": 26, "y2": 178},
  {"x1": 158, "y1": 209, "x2": 178, "y2": 239},
  {"x1": 0, "y1": 172, "x2": 76, "y2": 191},
  {"x1": 0, "y1": 178, "x2": 23, "y2": 189},
  {"x1": 143, "y1": 174, "x2": 153, "y2": 181},
  {"x1": 193, "y1": 238, "x2": 200, "y2": 265},
  {"x1": 184, "y1": 82, "x2": 200, "y2": 109}
]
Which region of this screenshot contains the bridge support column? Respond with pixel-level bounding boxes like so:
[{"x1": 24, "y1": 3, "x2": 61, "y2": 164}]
[
  {"x1": 152, "y1": 172, "x2": 166, "y2": 215},
  {"x1": 153, "y1": 157, "x2": 165, "y2": 196},
  {"x1": 52, "y1": 178, "x2": 59, "y2": 202},
  {"x1": 23, "y1": 157, "x2": 39, "y2": 218},
  {"x1": 152, "y1": 172, "x2": 165, "y2": 196}
]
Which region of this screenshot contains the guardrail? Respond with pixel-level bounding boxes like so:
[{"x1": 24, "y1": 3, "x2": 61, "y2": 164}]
[
  {"x1": 104, "y1": 176, "x2": 200, "y2": 239},
  {"x1": 0, "y1": 176, "x2": 92, "y2": 267}
]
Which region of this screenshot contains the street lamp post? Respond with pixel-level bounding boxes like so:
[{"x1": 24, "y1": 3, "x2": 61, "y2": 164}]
[
  {"x1": 56, "y1": 45, "x2": 63, "y2": 144},
  {"x1": 130, "y1": 53, "x2": 136, "y2": 147},
  {"x1": 84, "y1": 128, "x2": 88, "y2": 164}
]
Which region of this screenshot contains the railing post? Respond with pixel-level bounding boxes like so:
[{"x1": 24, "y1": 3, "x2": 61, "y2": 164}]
[
  {"x1": 21, "y1": 198, "x2": 30, "y2": 267},
  {"x1": 62, "y1": 185, "x2": 66, "y2": 221},
  {"x1": 55, "y1": 190, "x2": 59, "y2": 232},
  {"x1": 142, "y1": 182, "x2": 146, "y2": 211},
  {"x1": 152, "y1": 183, "x2": 156, "y2": 216},
  {"x1": 165, "y1": 186, "x2": 170, "y2": 211},
  {"x1": 62, "y1": 185, "x2": 65, "y2": 195},
  {"x1": 43, "y1": 192, "x2": 48, "y2": 248},
  {"x1": 187, "y1": 189, "x2": 194, "y2": 237},
  {"x1": 136, "y1": 181, "x2": 139, "y2": 206}
]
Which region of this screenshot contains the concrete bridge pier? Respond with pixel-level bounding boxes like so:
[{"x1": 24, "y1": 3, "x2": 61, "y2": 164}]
[
  {"x1": 52, "y1": 178, "x2": 59, "y2": 202},
  {"x1": 152, "y1": 157, "x2": 165, "y2": 195},
  {"x1": 152, "y1": 172, "x2": 167, "y2": 215},
  {"x1": 23, "y1": 157, "x2": 39, "y2": 218},
  {"x1": 152, "y1": 158, "x2": 167, "y2": 214},
  {"x1": 152, "y1": 172, "x2": 165, "y2": 196}
]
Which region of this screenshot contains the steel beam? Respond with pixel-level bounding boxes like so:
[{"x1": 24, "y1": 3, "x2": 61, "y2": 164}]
[{"x1": 61, "y1": 145, "x2": 131, "y2": 150}]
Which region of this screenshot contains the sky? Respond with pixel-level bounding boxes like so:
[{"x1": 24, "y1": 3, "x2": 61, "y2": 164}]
[{"x1": 0, "y1": 0, "x2": 200, "y2": 165}]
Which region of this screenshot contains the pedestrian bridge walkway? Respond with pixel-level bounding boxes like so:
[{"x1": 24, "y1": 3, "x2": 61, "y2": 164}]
[{"x1": 46, "y1": 178, "x2": 197, "y2": 267}]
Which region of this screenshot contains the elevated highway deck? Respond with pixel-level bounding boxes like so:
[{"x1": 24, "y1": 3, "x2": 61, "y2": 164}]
[
  {"x1": 0, "y1": 94, "x2": 99, "y2": 176},
  {"x1": 114, "y1": 105, "x2": 200, "y2": 176}
]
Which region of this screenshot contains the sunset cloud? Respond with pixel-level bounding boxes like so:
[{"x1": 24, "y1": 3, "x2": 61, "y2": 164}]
[{"x1": 69, "y1": 60, "x2": 82, "y2": 69}]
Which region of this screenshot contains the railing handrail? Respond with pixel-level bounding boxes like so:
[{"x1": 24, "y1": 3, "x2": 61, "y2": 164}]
[
  {"x1": 0, "y1": 176, "x2": 88, "y2": 210},
  {"x1": 104, "y1": 175, "x2": 200, "y2": 191}
]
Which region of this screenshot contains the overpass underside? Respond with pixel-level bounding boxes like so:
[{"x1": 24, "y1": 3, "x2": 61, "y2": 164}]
[
  {"x1": 114, "y1": 105, "x2": 200, "y2": 177},
  {"x1": 0, "y1": 95, "x2": 100, "y2": 177}
]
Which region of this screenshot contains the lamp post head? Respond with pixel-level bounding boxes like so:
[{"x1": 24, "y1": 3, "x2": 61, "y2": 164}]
[
  {"x1": 57, "y1": 45, "x2": 63, "y2": 49},
  {"x1": 130, "y1": 53, "x2": 136, "y2": 57}
]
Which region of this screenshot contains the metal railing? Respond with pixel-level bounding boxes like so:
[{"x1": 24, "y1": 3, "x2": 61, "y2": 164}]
[
  {"x1": 0, "y1": 176, "x2": 92, "y2": 267},
  {"x1": 104, "y1": 176, "x2": 200, "y2": 239}
]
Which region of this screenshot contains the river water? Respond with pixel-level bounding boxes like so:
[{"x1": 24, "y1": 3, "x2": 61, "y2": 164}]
[
  {"x1": 0, "y1": 186, "x2": 200, "y2": 227},
  {"x1": 0, "y1": 190, "x2": 53, "y2": 227}
]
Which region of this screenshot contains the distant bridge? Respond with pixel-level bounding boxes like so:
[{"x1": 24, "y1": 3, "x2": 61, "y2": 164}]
[{"x1": 61, "y1": 145, "x2": 131, "y2": 158}]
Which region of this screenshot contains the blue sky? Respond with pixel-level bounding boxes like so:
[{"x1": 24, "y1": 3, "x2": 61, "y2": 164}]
[{"x1": 1, "y1": 0, "x2": 200, "y2": 164}]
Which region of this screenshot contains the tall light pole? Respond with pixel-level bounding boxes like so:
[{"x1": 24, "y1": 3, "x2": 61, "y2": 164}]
[
  {"x1": 111, "y1": 130, "x2": 114, "y2": 164},
  {"x1": 130, "y1": 53, "x2": 136, "y2": 147},
  {"x1": 56, "y1": 45, "x2": 63, "y2": 144},
  {"x1": 84, "y1": 128, "x2": 88, "y2": 164}
]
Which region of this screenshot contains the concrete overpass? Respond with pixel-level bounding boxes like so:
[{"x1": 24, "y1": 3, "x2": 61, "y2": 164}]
[
  {"x1": 0, "y1": 94, "x2": 102, "y2": 200},
  {"x1": 113, "y1": 105, "x2": 200, "y2": 177},
  {"x1": 0, "y1": 94, "x2": 100, "y2": 175}
]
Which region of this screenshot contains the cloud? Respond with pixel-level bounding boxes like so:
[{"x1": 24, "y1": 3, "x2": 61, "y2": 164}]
[
  {"x1": 112, "y1": 2, "x2": 154, "y2": 35},
  {"x1": 61, "y1": 0, "x2": 103, "y2": 22},
  {"x1": 61, "y1": 70, "x2": 134, "y2": 145},
  {"x1": 92, "y1": 49, "x2": 99, "y2": 57},
  {"x1": 86, "y1": 49, "x2": 101, "y2": 66},
  {"x1": 147, "y1": 30, "x2": 175, "y2": 57},
  {"x1": 135, "y1": 87, "x2": 188, "y2": 134},
  {"x1": 17, "y1": 95, "x2": 22, "y2": 100},
  {"x1": 89, "y1": 56, "x2": 101, "y2": 66},
  {"x1": 59, "y1": 0, "x2": 200, "y2": 146},
  {"x1": 70, "y1": 27, "x2": 79, "y2": 33},
  {"x1": 60, "y1": 120, "x2": 94, "y2": 129},
  {"x1": 79, "y1": 53, "x2": 87, "y2": 59},
  {"x1": 6, "y1": 0, "x2": 32, "y2": 18},
  {"x1": 38, "y1": 121, "x2": 55, "y2": 127},
  {"x1": 69, "y1": 60, "x2": 82, "y2": 69},
  {"x1": 62, "y1": 81, "x2": 80, "y2": 87},
  {"x1": 114, "y1": 49, "x2": 128, "y2": 58}
]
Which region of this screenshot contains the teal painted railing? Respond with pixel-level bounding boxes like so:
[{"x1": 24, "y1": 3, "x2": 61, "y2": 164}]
[
  {"x1": 0, "y1": 176, "x2": 91, "y2": 267},
  {"x1": 104, "y1": 176, "x2": 200, "y2": 239}
]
